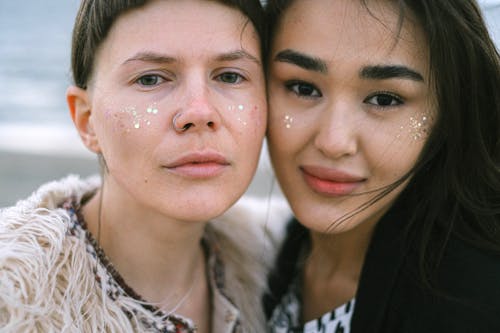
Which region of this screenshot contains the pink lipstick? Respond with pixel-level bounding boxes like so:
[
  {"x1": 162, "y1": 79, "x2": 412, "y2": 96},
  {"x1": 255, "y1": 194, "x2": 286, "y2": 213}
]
[{"x1": 301, "y1": 165, "x2": 365, "y2": 197}]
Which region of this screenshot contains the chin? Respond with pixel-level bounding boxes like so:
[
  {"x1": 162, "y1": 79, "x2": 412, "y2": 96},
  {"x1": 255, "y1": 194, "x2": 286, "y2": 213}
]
[
  {"x1": 174, "y1": 199, "x2": 236, "y2": 223},
  {"x1": 289, "y1": 199, "x2": 347, "y2": 233}
]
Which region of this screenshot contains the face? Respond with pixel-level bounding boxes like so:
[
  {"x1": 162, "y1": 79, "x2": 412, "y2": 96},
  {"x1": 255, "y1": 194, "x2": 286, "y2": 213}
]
[
  {"x1": 79, "y1": 0, "x2": 266, "y2": 222},
  {"x1": 267, "y1": 0, "x2": 435, "y2": 234}
]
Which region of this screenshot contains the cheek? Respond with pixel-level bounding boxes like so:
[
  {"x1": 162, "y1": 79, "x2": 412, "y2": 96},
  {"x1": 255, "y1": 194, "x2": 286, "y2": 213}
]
[
  {"x1": 267, "y1": 121, "x2": 302, "y2": 166},
  {"x1": 226, "y1": 103, "x2": 266, "y2": 138},
  {"x1": 100, "y1": 102, "x2": 165, "y2": 134},
  {"x1": 368, "y1": 110, "x2": 432, "y2": 163},
  {"x1": 94, "y1": 102, "x2": 166, "y2": 160},
  {"x1": 268, "y1": 96, "x2": 318, "y2": 131},
  {"x1": 105, "y1": 106, "x2": 136, "y2": 134},
  {"x1": 268, "y1": 104, "x2": 314, "y2": 157},
  {"x1": 396, "y1": 113, "x2": 433, "y2": 142},
  {"x1": 367, "y1": 129, "x2": 426, "y2": 182}
]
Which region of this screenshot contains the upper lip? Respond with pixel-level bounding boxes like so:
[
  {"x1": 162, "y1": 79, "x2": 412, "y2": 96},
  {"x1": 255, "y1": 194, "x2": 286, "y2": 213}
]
[
  {"x1": 164, "y1": 151, "x2": 230, "y2": 168},
  {"x1": 300, "y1": 165, "x2": 365, "y2": 182}
]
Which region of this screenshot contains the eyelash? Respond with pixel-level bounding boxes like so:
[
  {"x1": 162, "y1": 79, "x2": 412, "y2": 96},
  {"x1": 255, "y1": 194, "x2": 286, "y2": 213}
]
[
  {"x1": 284, "y1": 80, "x2": 404, "y2": 110},
  {"x1": 285, "y1": 80, "x2": 322, "y2": 99},
  {"x1": 363, "y1": 91, "x2": 404, "y2": 109},
  {"x1": 214, "y1": 71, "x2": 247, "y2": 84},
  {"x1": 135, "y1": 74, "x2": 167, "y2": 88},
  {"x1": 134, "y1": 71, "x2": 246, "y2": 88}
]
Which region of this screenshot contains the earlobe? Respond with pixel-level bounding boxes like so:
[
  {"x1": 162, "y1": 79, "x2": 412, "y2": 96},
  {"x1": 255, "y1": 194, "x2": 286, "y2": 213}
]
[{"x1": 66, "y1": 85, "x2": 101, "y2": 153}]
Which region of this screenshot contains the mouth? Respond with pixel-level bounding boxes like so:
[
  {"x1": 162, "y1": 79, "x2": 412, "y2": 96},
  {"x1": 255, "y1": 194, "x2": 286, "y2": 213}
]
[
  {"x1": 300, "y1": 165, "x2": 365, "y2": 197},
  {"x1": 164, "y1": 151, "x2": 230, "y2": 179}
]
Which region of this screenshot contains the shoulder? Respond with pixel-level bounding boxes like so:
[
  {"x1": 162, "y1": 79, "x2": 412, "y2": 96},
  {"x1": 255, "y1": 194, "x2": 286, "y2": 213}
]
[
  {"x1": 208, "y1": 195, "x2": 292, "y2": 332},
  {"x1": 211, "y1": 196, "x2": 292, "y2": 260},
  {"x1": 355, "y1": 210, "x2": 500, "y2": 332},
  {"x1": 386, "y1": 236, "x2": 500, "y2": 332},
  {"x1": 0, "y1": 174, "x2": 100, "y2": 248},
  {"x1": 1, "y1": 174, "x2": 100, "y2": 216},
  {"x1": 209, "y1": 194, "x2": 291, "y2": 277},
  {"x1": 0, "y1": 175, "x2": 100, "y2": 258},
  {"x1": 438, "y1": 236, "x2": 500, "y2": 308},
  {"x1": 0, "y1": 175, "x2": 103, "y2": 330}
]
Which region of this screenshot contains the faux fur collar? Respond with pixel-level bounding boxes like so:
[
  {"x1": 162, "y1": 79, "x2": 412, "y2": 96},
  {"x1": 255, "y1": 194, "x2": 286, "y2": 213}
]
[{"x1": 0, "y1": 175, "x2": 290, "y2": 332}]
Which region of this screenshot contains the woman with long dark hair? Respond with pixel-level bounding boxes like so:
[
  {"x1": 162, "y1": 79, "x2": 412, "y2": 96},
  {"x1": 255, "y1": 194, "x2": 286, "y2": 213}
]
[{"x1": 264, "y1": 0, "x2": 500, "y2": 331}]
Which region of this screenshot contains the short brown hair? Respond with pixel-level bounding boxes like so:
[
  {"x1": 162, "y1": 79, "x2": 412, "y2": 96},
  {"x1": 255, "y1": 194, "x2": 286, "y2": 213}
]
[{"x1": 71, "y1": 0, "x2": 266, "y2": 89}]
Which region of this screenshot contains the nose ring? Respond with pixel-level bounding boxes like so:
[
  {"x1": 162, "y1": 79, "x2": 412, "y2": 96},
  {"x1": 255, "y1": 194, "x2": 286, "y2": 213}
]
[{"x1": 172, "y1": 112, "x2": 187, "y2": 133}]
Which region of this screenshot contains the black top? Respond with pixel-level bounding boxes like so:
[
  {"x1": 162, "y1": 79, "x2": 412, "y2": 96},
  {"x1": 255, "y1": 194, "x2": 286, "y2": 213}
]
[{"x1": 265, "y1": 196, "x2": 500, "y2": 332}]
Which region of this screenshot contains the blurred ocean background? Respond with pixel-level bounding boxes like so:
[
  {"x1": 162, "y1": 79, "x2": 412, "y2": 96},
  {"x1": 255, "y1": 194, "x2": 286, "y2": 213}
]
[{"x1": 0, "y1": 0, "x2": 499, "y2": 206}]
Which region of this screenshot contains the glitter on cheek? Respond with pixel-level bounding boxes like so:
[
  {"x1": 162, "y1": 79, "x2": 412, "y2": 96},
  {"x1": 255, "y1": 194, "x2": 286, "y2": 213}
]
[
  {"x1": 284, "y1": 114, "x2": 294, "y2": 129},
  {"x1": 146, "y1": 104, "x2": 159, "y2": 115},
  {"x1": 145, "y1": 103, "x2": 159, "y2": 126},
  {"x1": 227, "y1": 104, "x2": 246, "y2": 113},
  {"x1": 119, "y1": 106, "x2": 141, "y2": 129},
  {"x1": 117, "y1": 104, "x2": 161, "y2": 130},
  {"x1": 237, "y1": 116, "x2": 248, "y2": 126},
  {"x1": 397, "y1": 113, "x2": 431, "y2": 141},
  {"x1": 409, "y1": 114, "x2": 430, "y2": 140},
  {"x1": 132, "y1": 109, "x2": 141, "y2": 129},
  {"x1": 227, "y1": 104, "x2": 249, "y2": 126}
]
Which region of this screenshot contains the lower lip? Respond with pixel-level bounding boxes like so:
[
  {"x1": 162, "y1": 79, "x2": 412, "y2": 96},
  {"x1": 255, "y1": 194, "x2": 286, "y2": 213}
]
[
  {"x1": 302, "y1": 171, "x2": 362, "y2": 197},
  {"x1": 166, "y1": 163, "x2": 227, "y2": 179}
]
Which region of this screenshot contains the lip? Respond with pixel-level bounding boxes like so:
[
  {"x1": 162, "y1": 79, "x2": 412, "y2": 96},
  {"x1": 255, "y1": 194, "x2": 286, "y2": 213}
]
[
  {"x1": 300, "y1": 165, "x2": 365, "y2": 197},
  {"x1": 164, "y1": 151, "x2": 230, "y2": 179}
]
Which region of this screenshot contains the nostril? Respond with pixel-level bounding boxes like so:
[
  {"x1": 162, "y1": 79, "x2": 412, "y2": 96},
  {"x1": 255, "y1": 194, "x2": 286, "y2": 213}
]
[{"x1": 207, "y1": 121, "x2": 214, "y2": 128}]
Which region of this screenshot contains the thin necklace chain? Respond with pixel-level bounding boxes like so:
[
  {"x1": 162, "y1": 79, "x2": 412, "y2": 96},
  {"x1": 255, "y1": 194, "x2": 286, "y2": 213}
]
[{"x1": 160, "y1": 279, "x2": 196, "y2": 316}]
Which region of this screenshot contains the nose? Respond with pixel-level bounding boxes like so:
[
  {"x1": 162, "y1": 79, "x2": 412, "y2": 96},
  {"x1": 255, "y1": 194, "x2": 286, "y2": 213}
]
[
  {"x1": 173, "y1": 85, "x2": 221, "y2": 133},
  {"x1": 314, "y1": 101, "x2": 358, "y2": 159}
]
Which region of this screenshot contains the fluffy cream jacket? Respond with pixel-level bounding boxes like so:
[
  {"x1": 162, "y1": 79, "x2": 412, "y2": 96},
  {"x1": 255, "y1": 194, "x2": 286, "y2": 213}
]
[{"x1": 0, "y1": 175, "x2": 290, "y2": 332}]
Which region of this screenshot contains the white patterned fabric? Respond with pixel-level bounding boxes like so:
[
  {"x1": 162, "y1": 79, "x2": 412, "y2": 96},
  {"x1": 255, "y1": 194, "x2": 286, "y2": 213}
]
[{"x1": 268, "y1": 278, "x2": 355, "y2": 333}]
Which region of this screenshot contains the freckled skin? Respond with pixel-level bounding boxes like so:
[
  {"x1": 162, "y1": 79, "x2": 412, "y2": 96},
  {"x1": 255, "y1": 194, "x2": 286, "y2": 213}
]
[{"x1": 84, "y1": 0, "x2": 267, "y2": 223}]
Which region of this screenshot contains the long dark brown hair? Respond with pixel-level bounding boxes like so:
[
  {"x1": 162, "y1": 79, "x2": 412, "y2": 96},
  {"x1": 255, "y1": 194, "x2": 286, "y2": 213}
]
[{"x1": 264, "y1": 0, "x2": 500, "y2": 316}]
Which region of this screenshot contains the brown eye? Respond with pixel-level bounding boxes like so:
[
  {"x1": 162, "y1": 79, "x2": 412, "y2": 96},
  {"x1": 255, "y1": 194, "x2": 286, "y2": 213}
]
[
  {"x1": 364, "y1": 92, "x2": 403, "y2": 107},
  {"x1": 285, "y1": 80, "x2": 322, "y2": 98}
]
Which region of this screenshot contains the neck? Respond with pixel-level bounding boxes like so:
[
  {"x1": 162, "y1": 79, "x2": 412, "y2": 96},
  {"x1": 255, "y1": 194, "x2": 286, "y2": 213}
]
[
  {"x1": 302, "y1": 219, "x2": 377, "y2": 321},
  {"x1": 308, "y1": 224, "x2": 373, "y2": 278},
  {"x1": 82, "y1": 182, "x2": 208, "y2": 306}
]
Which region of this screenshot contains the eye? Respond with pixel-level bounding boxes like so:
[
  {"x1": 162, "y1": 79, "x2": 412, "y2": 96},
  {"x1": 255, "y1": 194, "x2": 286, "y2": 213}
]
[
  {"x1": 285, "y1": 80, "x2": 322, "y2": 98},
  {"x1": 364, "y1": 92, "x2": 403, "y2": 107},
  {"x1": 216, "y1": 72, "x2": 245, "y2": 84},
  {"x1": 136, "y1": 74, "x2": 165, "y2": 87}
]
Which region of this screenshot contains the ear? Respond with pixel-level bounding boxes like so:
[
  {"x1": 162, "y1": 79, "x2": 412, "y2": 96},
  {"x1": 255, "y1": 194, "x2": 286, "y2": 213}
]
[{"x1": 66, "y1": 85, "x2": 101, "y2": 153}]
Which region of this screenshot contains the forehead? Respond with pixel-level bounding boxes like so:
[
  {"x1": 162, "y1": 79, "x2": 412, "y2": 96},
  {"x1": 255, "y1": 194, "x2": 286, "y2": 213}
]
[
  {"x1": 273, "y1": 0, "x2": 429, "y2": 74},
  {"x1": 95, "y1": 0, "x2": 259, "y2": 66}
]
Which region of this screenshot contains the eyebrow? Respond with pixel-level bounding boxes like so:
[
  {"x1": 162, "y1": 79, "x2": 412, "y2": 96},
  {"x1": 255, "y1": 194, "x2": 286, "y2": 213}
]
[
  {"x1": 216, "y1": 50, "x2": 261, "y2": 66},
  {"x1": 123, "y1": 52, "x2": 176, "y2": 65},
  {"x1": 274, "y1": 49, "x2": 328, "y2": 73},
  {"x1": 274, "y1": 49, "x2": 424, "y2": 83},
  {"x1": 360, "y1": 65, "x2": 424, "y2": 82},
  {"x1": 123, "y1": 50, "x2": 261, "y2": 66}
]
